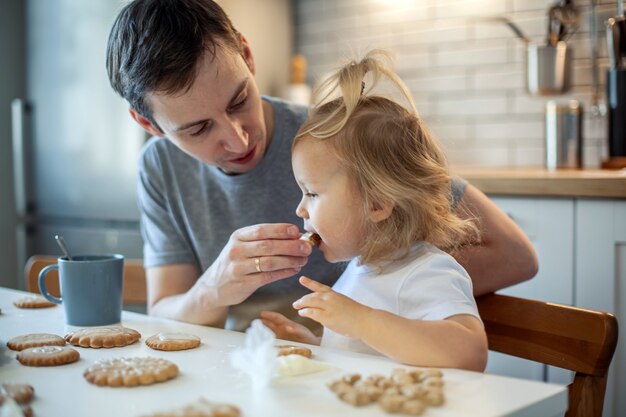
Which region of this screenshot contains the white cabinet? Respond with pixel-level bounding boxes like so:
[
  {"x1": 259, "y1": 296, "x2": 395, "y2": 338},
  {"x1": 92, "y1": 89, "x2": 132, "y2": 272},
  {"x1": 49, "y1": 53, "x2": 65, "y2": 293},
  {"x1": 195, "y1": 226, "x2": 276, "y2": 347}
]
[
  {"x1": 575, "y1": 199, "x2": 626, "y2": 417},
  {"x1": 485, "y1": 196, "x2": 626, "y2": 417},
  {"x1": 486, "y1": 197, "x2": 575, "y2": 382}
]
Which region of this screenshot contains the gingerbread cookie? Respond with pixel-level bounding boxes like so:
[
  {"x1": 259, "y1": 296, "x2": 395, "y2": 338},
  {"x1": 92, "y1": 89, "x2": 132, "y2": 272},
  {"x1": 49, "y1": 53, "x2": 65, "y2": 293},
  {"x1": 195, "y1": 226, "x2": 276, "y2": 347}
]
[
  {"x1": 65, "y1": 326, "x2": 141, "y2": 348},
  {"x1": 83, "y1": 357, "x2": 179, "y2": 387},
  {"x1": 16, "y1": 345, "x2": 80, "y2": 367},
  {"x1": 0, "y1": 384, "x2": 34, "y2": 404},
  {"x1": 328, "y1": 368, "x2": 445, "y2": 415},
  {"x1": 7, "y1": 333, "x2": 66, "y2": 351},
  {"x1": 145, "y1": 332, "x2": 201, "y2": 351},
  {"x1": 277, "y1": 344, "x2": 312, "y2": 358},
  {"x1": 13, "y1": 295, "x2": 55, "y2": 309},
  {"x1": 141, "y1": 397, "x2": 240, "y2": 417},
  {"x1": 300, "y1": 232, "x2": 321, "y2": 246}
]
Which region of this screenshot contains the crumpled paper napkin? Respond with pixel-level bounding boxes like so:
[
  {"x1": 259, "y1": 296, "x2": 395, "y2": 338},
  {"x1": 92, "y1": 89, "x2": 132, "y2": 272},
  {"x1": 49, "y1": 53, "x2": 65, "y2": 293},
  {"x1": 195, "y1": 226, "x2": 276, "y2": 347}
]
[{"x1": 230, "y1": 319, "x2": 278, "y2": 391}]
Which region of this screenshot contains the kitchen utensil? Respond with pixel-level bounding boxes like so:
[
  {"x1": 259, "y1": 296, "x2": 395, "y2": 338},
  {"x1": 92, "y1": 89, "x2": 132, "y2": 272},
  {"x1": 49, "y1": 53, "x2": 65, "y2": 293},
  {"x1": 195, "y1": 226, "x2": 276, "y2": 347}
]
[
  {"x1": 527, "y1": 41, "x2": 572, "y2": 95},
  {"x1": 607, "y1": 17, "x2": 626, "y2": 69},
  {"x1": 496, "y1": 16, "x2": 531, "y2": 43},
  {"x1": 54, "y1": 234, "x2": 72, "y2": 260},
  {"x1": 545, "y1": 100, "x2": 582, "y2": 170},
  {"x1": 495, "y1": 16, "x2": 572, "y2": 96},
  {"x1": 547, "y1": 0, "x2": 580, "y2": 45},
  {"x1": 603, "y1": 69, "x2": 626, "y2": 169},
  {"x1": 590, "y1": 0, "x2": 607, "y2": 116}
]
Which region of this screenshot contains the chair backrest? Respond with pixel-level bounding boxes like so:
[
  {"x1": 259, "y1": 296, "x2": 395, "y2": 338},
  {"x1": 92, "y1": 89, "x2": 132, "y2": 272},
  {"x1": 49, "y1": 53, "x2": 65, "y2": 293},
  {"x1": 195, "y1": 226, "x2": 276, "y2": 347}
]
[
  {"x1": 24, "y1": 255, "x2": 147, "y2": 305},
  {"x1": 476, "y1": 293, "x2": 618, "y2": 417}
]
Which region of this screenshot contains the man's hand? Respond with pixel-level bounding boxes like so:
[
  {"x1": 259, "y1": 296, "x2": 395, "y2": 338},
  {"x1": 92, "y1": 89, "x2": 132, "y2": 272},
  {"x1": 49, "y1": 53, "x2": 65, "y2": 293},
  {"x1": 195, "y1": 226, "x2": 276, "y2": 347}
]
[
  {"x1": 146, "y1": 223, "x2": 313, "y2": 326},
  {"x1": 292, "y1": 276, "x2": 372, "y2": 339},
  {"x1": 200, "y1": 223, "x2": 313, "y2": 306}
]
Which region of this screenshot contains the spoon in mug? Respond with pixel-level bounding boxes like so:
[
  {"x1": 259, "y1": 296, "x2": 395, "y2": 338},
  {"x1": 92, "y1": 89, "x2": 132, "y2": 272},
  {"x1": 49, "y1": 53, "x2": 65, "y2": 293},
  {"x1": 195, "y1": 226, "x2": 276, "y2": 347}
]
[{"x1": 54, "y1": 235, "x2": 72, "y2": 260}]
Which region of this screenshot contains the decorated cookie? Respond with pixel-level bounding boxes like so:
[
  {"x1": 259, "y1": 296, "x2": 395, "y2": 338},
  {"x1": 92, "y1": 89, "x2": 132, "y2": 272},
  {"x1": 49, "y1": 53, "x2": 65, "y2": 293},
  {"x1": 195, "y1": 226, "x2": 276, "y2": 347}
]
[
  {"x1": 65, "y1": 326, "x2": 141, "y2": 348},
  {"x1": 13, "y1": 295, "x2": 55, "y2": 309},
  {"x1": 145, "y1": 332, "x2": 201, "y2": 351},
  {"x1": 16, "y1": 345, "x2": 80, "y2": 367},
  {"x1": 276, "y1": 344, "x2": 312, "y2": 358},
  {"x1": 7, "y1": 333, "x2": 66, "y2": 351},
  {"x1": 328, "y1": 368, "x2": 445, "y2": 415},
  {"x1": 299, "y1": 232, "x2": 321, "y2": 246},
  {"x1": 83, "y1": 357, "x2": 179, "y2": 387},
  {"x1": 140, "y1": 397, "x2": 240, "y2": 417}
]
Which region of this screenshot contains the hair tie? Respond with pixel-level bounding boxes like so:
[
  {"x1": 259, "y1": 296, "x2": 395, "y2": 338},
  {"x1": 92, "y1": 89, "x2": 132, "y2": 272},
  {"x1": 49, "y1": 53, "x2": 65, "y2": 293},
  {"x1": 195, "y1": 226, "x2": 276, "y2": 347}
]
[{"x1": 360, "y1": 81, "x2": 365, "y2": 96}]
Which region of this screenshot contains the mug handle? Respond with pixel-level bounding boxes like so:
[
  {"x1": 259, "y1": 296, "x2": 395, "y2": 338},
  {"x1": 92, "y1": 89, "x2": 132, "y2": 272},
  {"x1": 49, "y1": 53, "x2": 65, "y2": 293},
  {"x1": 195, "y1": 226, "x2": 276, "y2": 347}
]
[{"x1": 38, "y1": 264, "x2": 62, "y2": 304}]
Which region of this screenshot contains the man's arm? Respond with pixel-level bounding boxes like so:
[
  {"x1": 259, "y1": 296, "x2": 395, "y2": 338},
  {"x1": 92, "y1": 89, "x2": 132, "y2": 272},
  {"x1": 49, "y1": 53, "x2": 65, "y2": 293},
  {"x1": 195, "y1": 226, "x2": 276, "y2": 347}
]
[
  {"x1": 145, "y1": 223, "x2": 312, "y2": 327},
  {"x1": 452, "y1": 184, "x2": 538, "y2": 295},
  {"x1": 146, "y1": 263, "x2": 229, "y2": 327}
]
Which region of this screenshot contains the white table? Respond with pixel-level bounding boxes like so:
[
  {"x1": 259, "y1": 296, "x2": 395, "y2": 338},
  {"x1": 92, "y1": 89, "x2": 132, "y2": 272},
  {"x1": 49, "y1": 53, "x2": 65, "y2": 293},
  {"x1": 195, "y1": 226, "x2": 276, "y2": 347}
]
[{"x1": 0, "y1": 287, "x2": 567, "y2": 417}]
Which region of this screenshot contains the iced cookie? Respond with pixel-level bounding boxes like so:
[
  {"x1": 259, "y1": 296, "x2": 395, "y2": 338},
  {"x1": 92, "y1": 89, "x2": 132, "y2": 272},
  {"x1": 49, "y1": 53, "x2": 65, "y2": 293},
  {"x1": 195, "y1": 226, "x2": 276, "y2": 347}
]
[
  {"x1": 83, "y1": 357, "x2": 179, "y2": 387},
  {"x1": 299, "y1": 232, "x2": 321, "y2": 246},
  {"x1": 276, "y1": 344, "x2": 312, "y2": 358},
  {"x1": 140, "y1": 397, "x2": 240, "y2": 417},
  {"x1": 7, "y1": 333, "x2": 66, "y2": 351},
  {"x1": 65, "y1": 326, "x2": 141, "y2": 348},
  {"x1": 13, "y1": 295, "x2": 55, "y2": 309},
  {"x1": 16, "y1": 345, "x2": 80, "y2": 367},
  {"x1": 145, "y1": 332, "x2": 201, "y2": 351}
]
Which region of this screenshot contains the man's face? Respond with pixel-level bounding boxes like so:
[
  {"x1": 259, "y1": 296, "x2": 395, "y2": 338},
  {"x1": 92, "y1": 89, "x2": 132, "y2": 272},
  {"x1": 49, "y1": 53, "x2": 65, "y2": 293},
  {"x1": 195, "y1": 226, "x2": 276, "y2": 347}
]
[{"x1": 145, "y1": 46, "x2": 268, "y2": 174}]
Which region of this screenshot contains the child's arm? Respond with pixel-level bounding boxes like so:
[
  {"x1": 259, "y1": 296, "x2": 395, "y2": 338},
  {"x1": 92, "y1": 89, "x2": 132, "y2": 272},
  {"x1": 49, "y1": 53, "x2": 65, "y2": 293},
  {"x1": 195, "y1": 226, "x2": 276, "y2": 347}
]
[
  {"x1": 260, "y1": 310, "x2": 321, "y2": 345},
  {"x1": 294, "y1": 276, "x2": 488, "y2": 371}
]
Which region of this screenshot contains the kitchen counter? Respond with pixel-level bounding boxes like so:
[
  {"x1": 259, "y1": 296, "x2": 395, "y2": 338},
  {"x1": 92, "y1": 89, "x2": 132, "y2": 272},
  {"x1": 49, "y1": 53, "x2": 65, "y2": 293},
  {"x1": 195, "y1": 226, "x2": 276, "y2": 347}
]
[{"x1": 454, "y1": 167, "x2": 626, "y2": 198}]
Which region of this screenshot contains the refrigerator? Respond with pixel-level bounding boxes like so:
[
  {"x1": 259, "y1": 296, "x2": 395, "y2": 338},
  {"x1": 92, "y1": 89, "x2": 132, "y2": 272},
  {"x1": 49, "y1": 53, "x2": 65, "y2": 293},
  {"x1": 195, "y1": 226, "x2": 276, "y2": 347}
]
[{"x1": 10, "y1": 0, "x2": 146, "y2": 289}]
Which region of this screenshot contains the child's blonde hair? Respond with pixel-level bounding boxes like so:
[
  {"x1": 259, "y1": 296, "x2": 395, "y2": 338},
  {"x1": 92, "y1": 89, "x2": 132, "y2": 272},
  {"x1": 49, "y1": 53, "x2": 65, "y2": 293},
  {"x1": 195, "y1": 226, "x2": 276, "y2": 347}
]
[{"x1": 294, "y1": 50, "x2": 479, "y2": 267}]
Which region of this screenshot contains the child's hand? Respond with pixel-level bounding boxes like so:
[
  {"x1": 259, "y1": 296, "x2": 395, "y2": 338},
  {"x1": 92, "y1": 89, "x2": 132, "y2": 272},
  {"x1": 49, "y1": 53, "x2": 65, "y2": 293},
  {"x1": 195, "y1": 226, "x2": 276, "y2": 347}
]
[
  {"x1": 260, "y1": 310, "x2": 320, "y2": 345},
  {"x1": 293, "y1": 276, "x2": 372, "y2": 339}
]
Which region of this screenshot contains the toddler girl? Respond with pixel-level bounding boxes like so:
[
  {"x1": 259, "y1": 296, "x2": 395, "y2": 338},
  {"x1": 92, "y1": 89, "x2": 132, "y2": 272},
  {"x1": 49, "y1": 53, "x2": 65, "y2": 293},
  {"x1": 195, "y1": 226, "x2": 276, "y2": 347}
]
[{"x1": 261, "y1": 51, "x2": 487, "y2": 371}]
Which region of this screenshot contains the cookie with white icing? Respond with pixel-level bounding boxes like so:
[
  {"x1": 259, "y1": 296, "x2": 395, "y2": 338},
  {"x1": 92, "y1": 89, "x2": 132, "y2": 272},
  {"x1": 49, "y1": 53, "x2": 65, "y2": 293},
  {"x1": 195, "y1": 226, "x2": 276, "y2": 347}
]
[
  {"x1": 145, "y1": 332, "x2": 201, "y2": 351},
  {"x1": 16, "y1": 345, "x2": 79, "y2": 367}
]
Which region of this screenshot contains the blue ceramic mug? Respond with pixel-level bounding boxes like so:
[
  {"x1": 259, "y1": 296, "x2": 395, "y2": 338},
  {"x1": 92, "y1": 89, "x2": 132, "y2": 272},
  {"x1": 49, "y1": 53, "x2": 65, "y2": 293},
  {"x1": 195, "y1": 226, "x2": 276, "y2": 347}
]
[{"x1": 39, "y1": 254, "x2": 124, "y2": 326}]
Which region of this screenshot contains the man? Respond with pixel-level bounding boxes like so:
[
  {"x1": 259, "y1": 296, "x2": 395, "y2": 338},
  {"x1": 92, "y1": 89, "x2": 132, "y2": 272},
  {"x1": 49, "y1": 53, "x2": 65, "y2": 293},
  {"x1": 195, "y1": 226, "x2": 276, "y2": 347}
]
[{"x1": 106, "y1": 0, "x2": 537, "y2": 331}]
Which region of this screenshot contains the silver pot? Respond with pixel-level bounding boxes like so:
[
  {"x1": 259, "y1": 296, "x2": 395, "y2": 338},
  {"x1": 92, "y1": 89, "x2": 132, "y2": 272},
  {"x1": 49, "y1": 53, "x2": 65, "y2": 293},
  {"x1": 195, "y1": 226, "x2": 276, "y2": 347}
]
[{"x1": 526, "y1": 41, "x2": 572, "y2": 96}]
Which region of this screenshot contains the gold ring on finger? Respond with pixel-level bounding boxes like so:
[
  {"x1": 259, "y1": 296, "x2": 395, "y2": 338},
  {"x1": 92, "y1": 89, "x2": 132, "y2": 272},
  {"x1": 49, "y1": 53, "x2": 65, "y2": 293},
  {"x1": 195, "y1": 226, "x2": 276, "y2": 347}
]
[{"x1": 255, "y1": 257, "x2": 262, "y2": 273}]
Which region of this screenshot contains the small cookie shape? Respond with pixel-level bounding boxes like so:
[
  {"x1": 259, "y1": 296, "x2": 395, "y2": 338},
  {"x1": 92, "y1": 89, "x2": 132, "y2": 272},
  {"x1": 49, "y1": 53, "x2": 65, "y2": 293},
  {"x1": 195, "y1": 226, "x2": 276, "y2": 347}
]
[
  {"x1": 65, "y1": 326, "x2": 141, "y2": 348},
  {"x1": 141, "y1": 397, "x2": 240, "y2": 417},
  {"x1": 83, "y1": 357, "x2": 179, "y2": 387},
  {"x1": 145, "y1": 332, "x2": 201, "y2": 351},
  {"x1": 0, "y1": 387, "x2": 34, "y2": 417},
  {"x1": 7, "y1": 333, "x2": 66, "y2": 351},
  {"x1": 276, "y1": 344, "x2": 312, "y2": 358},
  {"x1": 16, "y1": 345, "x2": 80, "y2": 367},
  {"x1": 300, "y1": 232, "x2": 321, "y2": 246},
  {"x1": 1, "y1": 383, "x2": 34, "y2": 404},
  {"x1": 13, "y1": 295, "x2": 55, "y2": 309},
  {"x1": 328, "y1": 368, "x2": 445, "y2": 415}
]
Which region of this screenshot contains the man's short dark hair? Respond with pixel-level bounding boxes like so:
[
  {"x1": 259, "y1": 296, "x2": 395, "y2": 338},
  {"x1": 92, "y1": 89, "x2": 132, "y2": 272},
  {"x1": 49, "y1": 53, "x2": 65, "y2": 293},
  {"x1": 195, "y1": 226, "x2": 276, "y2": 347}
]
[{"x1": 106, "y1": 0, "x2": 242, "y2": 125}]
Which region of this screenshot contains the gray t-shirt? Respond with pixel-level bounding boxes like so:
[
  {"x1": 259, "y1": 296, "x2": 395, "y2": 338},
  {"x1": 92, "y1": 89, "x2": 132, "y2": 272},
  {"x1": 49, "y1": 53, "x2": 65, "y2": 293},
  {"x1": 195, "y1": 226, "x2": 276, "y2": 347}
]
[{"x1": 137, "y1": 96, "x2": 467, "y2": 331}]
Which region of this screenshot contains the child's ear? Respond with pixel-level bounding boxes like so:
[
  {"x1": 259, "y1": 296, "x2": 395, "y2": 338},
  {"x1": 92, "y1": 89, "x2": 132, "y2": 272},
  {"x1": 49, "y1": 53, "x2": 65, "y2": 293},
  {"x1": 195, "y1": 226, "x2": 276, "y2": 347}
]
[{"x1": 368, "y1": 199, "x2": 394, "y2": 223}]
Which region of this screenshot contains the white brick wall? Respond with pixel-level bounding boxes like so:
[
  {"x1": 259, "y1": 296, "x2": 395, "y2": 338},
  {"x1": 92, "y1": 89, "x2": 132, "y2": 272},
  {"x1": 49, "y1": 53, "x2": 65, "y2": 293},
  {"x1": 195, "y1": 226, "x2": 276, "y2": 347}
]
[{"x1": 293, "y1": 0, "x2": 621, "y2": 168}]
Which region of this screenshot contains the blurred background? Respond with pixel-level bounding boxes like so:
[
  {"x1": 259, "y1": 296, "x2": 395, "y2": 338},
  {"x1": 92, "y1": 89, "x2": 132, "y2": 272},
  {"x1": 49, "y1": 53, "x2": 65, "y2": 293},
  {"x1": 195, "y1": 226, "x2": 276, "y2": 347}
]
[{"x1": 0, "y1": 1, "x2": 624, "y2": 416}]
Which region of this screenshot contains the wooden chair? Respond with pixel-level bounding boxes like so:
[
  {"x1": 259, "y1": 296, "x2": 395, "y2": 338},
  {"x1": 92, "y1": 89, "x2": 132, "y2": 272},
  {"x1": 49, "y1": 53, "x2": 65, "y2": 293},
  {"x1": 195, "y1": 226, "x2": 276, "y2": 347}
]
[
  {"x1": 24, "y1": 255, "x2": 147, "y2": 305},
  {"x1": 476, "y1": 293, "x2": 618, "y2": 417}
]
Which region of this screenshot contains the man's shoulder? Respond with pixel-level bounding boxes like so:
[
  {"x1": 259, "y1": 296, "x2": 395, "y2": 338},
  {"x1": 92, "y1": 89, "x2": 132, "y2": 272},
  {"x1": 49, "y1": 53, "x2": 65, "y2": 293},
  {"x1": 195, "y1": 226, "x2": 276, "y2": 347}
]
[
  {"x1": 139, "y1": 136, "x2": 191, "y2": 167},
  {"x1": 263, "y1": 96, "x2": 309, "y2": 124}
]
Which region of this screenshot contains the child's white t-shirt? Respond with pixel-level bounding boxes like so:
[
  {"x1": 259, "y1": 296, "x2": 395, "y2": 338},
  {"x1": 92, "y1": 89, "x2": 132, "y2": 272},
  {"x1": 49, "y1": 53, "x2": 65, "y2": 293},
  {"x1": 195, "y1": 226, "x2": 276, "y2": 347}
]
[{"x1": 320, "y1": 242, "x2": 481, "y2": 356}]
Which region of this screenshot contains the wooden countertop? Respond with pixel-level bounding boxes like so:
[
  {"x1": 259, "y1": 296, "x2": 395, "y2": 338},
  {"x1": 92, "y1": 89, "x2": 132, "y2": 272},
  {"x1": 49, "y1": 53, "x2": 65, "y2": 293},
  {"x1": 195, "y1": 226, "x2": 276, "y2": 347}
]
[{"x1": 453, "y1": 167, "x2": 626, "y2": 198}]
